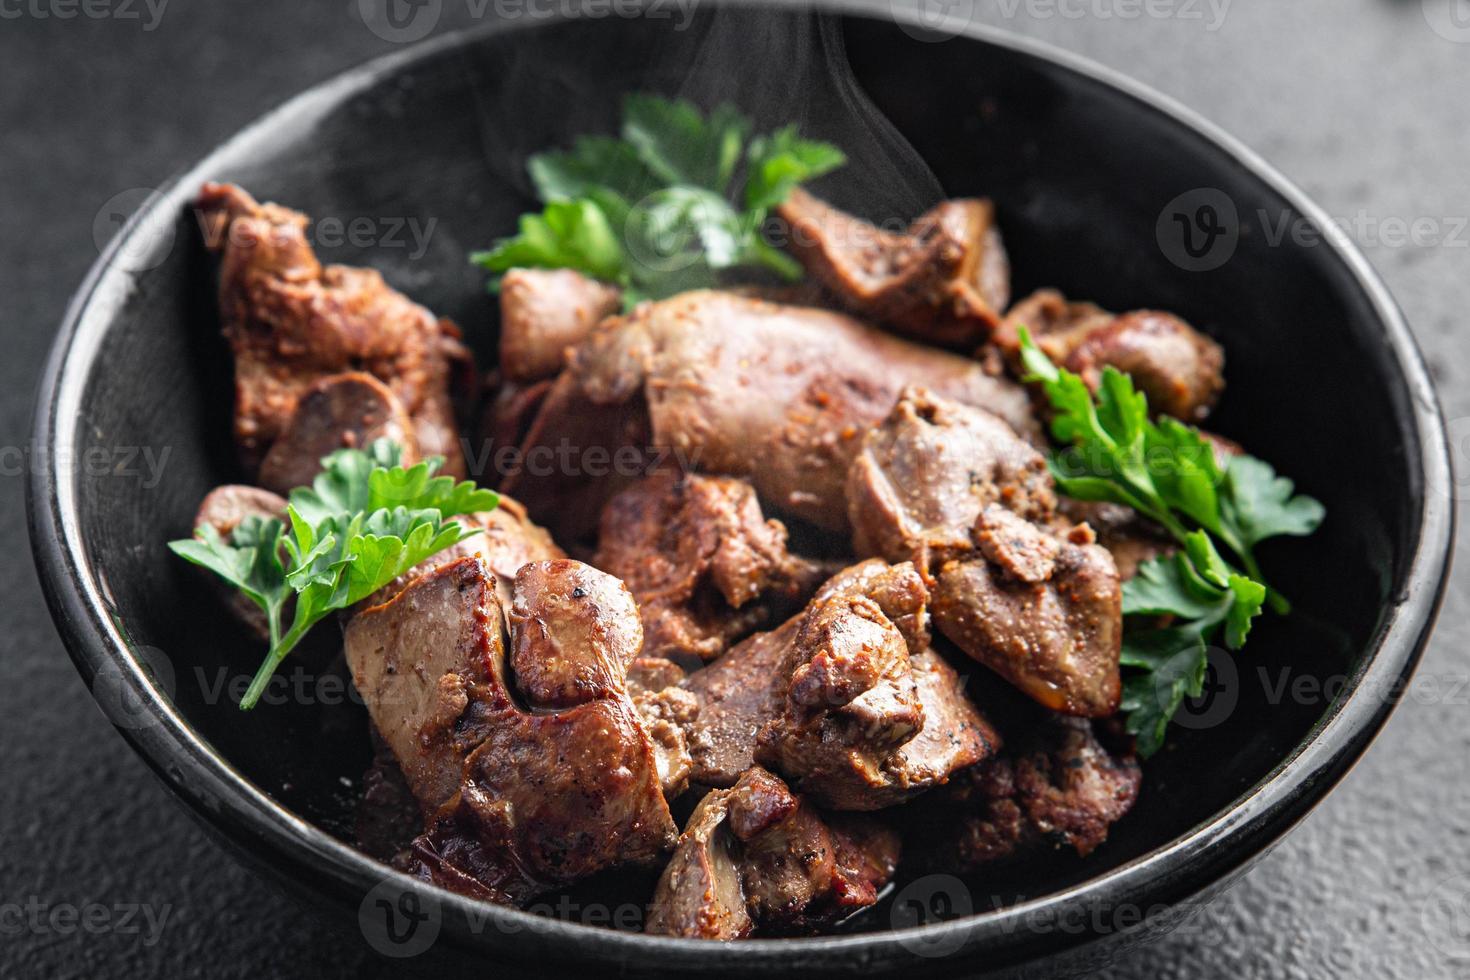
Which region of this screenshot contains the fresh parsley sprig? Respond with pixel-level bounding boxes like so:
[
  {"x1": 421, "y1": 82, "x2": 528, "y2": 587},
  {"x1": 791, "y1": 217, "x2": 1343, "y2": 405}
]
[
  {"x1": 1017, "y1": 328, "x2": 1324, "y2": 756},
  {"x1": 472, "y1": 94, "x2": 846, "y2": 307},
  {"x1": 170, "y1": 440, "x2": 499, "y2": 710}
]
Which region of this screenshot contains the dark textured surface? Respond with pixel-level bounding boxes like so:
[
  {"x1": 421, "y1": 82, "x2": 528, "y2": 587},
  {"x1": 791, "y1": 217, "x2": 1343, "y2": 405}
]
[{"x1": 3, "y1": 2, "x2": 1466, "y2": 977}]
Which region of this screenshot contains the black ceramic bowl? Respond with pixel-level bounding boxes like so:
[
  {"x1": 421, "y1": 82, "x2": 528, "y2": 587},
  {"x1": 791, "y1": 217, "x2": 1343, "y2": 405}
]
[{"x1": 28, "y1": 4, "x2": 1453, "y2": 977}]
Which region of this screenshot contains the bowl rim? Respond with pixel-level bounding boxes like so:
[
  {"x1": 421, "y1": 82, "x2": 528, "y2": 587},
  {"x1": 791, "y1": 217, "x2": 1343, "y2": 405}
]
[{"x1": 26, "y1": 3, "x2": 1455, "y2": 973}]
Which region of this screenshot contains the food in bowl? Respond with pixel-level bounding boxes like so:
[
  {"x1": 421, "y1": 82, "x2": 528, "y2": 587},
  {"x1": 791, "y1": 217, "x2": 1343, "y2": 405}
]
[{"x1": 169, "y1": 94, "x2": 1323, "y2": 940}]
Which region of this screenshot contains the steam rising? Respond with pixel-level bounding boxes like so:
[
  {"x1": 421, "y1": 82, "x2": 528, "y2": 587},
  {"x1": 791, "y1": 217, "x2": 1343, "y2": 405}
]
[{"x1": 469, "y1": 3, "x2": 946, "y2": 228}]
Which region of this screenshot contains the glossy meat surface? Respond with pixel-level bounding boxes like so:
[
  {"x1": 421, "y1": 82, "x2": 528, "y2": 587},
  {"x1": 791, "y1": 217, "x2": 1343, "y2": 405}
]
[
  {"x1": 499, "y1": 370, "x2": 655, "y2": 541},
  {"x1": 843, "y1": 388, "x2": 1122, "y2": 716},
  {"x1": 593, "y1": 472, "x2": 830, "y2": 662},
  {"x1": 685, "y1": 560, "x2": 997, "y2": 809},
  {"x1": 507, "y1": 559, "x2": 644, "y2": 708},
  {"x1": 195, "y1": 182, "x2": 470, "y2": 475},
  {"x1": 345, "y1": 558, "x2": 677, "y2": 904},
  {"x1": 932, "y1": 510, "x2": 1123, "y2": 717},
  {"x1": 256, "y1": 371, "x2": 417, "y2": 496},
  {"x1": 997, "y1": 288, "x2": 1224, "y2": 423},
  {"x1": 680, "y1": 559, "x2": 932, "y2": 788},
  {"x1": 681, "y1": 618, "x2": 796, "y2": 788},
  {"x1": 343, "y1": 557, "x2": 509, "y2": 815},
  {"x1": 777, "y1": 188, "x2": 1010, "y2": 347},
  {"x1": 847, "y1": 385, "x2": 1056, "y2": 567},
  {"x1": 498, "y1": 267, "x2": 621, "y2": 382},
  {"x1": 643, "y1": 784, "x2": 753, "y2": 940},
  {"x1": 645, "y1": 767, "x2": 900, "y2": 939},
  {"x1": 914, "y1": 717, "x2": 1140, "y2": 869},
  {"x1": 512, "y1": 290, "x2": 1037, "y2": 536}
]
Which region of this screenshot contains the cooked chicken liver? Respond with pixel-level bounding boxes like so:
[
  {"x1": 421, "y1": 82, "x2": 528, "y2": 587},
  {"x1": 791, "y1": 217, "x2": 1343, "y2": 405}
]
[
  {"x1": 777, "y1": 188, "x2": 1010, "y2": 347},
  {"x1": 347, "y1": 557, "x2": 677, "y2": 905},
  {"x1": 1059, "y1": 499, "x2": 1174, "y2": 582},
  {"x1": 256, "y1": 372, "x2": 418, "y2": 496},
  {"x1": 684, "y1": 560, "x2": 997, "y2": 809},
  {"x1": 681, "y1": 617, "x2": 796, "y2": 789},
  {"x1": 498, "y1": 267, "x2": 621, "y2": 382},
  {"x1": 509, "y1": 290, "x2": 1037, "y2": 539},
  {"x1": 644, "y1": 783, "x2": 753, "y2": 940},
  {"x1": 500, "y1": 370, "x2": 655, "y2": 541},
  {"x1": 997, "y1": 288, "x2": 1224, "y2": 423},
  {"x1": 847, "y1": 385, "x2": 1056, "y2": 568},
  {"x1": 195, "y1": 182, "x2": 471, "y2": 476},
  {"x1": 343, "y1": 557, "x2": 511, "y2": 816},
  {"x1": 680, "y1": 559, "x2": 931, "y2": 790},
  {"x1": 645, "y1": 767, "x2": 900, "y2": 938},
  {"x1": 932, "y1": 510, "x2": 1123, "y2": 717},
  {"x1": 593, "y1": 472, "x2": 831, "y2": 663},
  {"x1": 847, "y1": 389, "x2": 1123, "y2": 717},
  {"x1": 914, "y1": 716, "x2": 1140, "y2": 870}
]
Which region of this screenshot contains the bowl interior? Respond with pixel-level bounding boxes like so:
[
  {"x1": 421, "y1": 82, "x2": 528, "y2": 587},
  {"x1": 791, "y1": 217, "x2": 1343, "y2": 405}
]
[{"x1": 51, "y1": 5, "x2": 1430, "y2": 943}]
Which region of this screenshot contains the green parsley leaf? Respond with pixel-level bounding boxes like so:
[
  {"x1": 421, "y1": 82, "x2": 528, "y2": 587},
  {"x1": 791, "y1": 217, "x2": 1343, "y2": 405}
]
[
  {"x1": 1018, "y1": 326, "x2": 1321, "y2": 757},
  {"x1": 1119, "y1": 627, "x2": 1208, "y2": 758},
  {"x1": 471, "y1": 199, "x2": 627, "y2": 285},
  {"x1": 170, "y1": 440, "x2": 499, "y2": 711},
  {"x1": 1145, "y1": 416, "x2": 1223, "y2": 531},
  {"x1": 1223, "y1": 573, "x2": 1267, "y2": 649},
  {"x1": 530, "y1": 135, "x2": 659, "y2": 203},
  {"x1": 1121, "y1": 553, "x2": 1222, "y2": 620},
  {"x1": 169, "y1": 517, "x2": 288, "y2": 622},
  {"x1": 1220, "y1": 454, "x2": 1326, "y2": 549},
  {"x1": 621, "y1": 95, "x2": 750, "y2": 193},
  {"x1": 627, "y1": 186, "x2": 746, "y2": 271},
  {"x1": 473, "y1": 95, "x2": 846, "y2": 306},
  {"x1": 745, "y1": 125, "x2": 848, "y2": 213}
]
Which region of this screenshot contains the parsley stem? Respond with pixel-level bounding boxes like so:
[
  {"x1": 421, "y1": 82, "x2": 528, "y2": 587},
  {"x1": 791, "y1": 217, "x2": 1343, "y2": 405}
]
[{"x1": 240, "y1": 620, "x2": 311, "y2": 710}]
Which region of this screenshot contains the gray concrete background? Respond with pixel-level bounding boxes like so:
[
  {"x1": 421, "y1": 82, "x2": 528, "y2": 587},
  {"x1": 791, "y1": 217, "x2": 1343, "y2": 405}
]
[{"x1": 2, "y1": 1, "x2": 1467, "y2": 976}]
